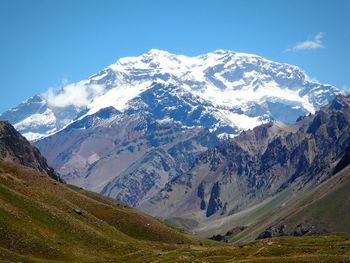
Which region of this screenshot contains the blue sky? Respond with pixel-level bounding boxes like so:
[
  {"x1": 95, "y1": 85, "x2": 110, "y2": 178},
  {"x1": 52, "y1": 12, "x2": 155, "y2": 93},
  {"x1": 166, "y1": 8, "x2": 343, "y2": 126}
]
[{"x1": 0, "y1": 0, "x2": 349, "y2": 113}]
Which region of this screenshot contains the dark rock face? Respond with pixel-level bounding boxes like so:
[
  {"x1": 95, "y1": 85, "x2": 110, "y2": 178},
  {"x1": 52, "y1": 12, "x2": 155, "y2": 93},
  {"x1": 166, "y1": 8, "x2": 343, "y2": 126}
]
[
  {"x1": 257, "y1": 224, "x2": 315, "y2": 239},
  {"x1": 210, "y1": 226, "x2": 247, "y2": 242},
  {"x1": 257, "y1": 225, "x2": 286, "y2": 239},
  {"x1": 206, "y1": 182, "x2": 222, "y2": 217},
  {"x1": 197, "y1": 182, "x2": 206, "y2": 210},
  {"x1": 292, "y1": 224, "x2": 315, "y2": 237},
  {"x1": 0, "y1": 121, "x2": 62, "y2": 182},
  {"x1": 333, "y1": 144, "x2": 350, "y2": 175},
  {"x1": 209, "y1": 234, "x2": 225, "y2": 242}
]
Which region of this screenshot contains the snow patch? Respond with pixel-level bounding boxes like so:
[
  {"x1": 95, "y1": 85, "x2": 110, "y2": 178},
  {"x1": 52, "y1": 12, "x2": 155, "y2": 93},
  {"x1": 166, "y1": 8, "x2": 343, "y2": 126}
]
[
  {"x1": 14, "y1": 108, "x2": 56, "y2": 131},
  {"x1": 87, "y1": 81, "x2": 153, "y2": 115},
  {"x1": 22, "y1": 132, "x2": 48, "y2": 141},
  {"x1": 217, "y1": 110, "x2": 265, "y2": 130}
]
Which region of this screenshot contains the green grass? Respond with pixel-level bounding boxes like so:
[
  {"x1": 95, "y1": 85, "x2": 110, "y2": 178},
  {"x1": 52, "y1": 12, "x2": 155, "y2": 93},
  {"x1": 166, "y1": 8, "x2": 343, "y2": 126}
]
[
  {"x1": 218, "y1": 165, "x2": 350, "y2": 244},
  {"x1": 284, "y1": 172, "x2": 350, "y2": 233},
  {"x1": 265, "y1": 165, "x2": 350, "y2": 236},
  {"x1": 0, "y1": 161, "x2": 350, "y2": 262}
]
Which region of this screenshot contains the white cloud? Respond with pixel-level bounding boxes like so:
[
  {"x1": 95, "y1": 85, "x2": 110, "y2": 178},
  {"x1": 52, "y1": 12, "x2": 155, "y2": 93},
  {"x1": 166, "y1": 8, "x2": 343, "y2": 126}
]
[
  {"x1": 285, "y1": 32, "x2": 325, "y2": 52},
  {"x1": 45, "y1": 80, "x2": 105, "y2": 108}
]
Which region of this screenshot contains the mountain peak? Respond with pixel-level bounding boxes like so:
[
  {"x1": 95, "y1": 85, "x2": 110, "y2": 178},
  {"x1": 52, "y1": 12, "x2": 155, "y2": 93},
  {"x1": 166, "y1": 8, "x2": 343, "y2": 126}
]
[
  {"x1": 213, "y1": 49, "x2": 230, "y2": 53},
  {"x1": 211, "y1": 49, "x2": 236, "y2": 56},
  {"x1": 327, "y1": 93, "x2": 350, "y2": 111},
  {"x1": 1, "y1": 49, "x2": 342, "y2": 141},
  {"x1": 146, "y1": 48, "x2": 172, "y2": 55}
]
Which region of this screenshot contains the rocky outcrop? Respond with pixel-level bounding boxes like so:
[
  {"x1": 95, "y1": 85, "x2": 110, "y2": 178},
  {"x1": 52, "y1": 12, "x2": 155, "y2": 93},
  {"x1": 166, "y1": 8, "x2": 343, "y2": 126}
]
[
  {"x1": 257, "y1": 224, "x2": 316, "y2": 239},
  {"x1": 257, "y1": 225, "x2": 287, "y2": 239},
  {"x1": 333, "y1": 144, "x2": 350, "y2": 175},
  {"x1": 0, "y1": 121, "x2": 62, "y2": 182},
  {"x1": 210, "y1": 226, "x2": 247, "y2": 242},
  {"x1": 206, "y1": 182, "x2": 222, "y2": 217}
]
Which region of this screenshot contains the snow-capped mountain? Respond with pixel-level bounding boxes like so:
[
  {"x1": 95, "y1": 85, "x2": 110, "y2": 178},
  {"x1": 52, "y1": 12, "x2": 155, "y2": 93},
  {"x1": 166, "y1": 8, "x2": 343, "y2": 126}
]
[{"x1": 0, "y1": 49, "x2": 340, "y2": 140}]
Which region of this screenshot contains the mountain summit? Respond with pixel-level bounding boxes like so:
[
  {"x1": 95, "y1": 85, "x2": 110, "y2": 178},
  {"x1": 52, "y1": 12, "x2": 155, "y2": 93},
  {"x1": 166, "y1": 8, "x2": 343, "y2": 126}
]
[{"x1": 0, "y1": 49, "x2": 340, "y2": 141}]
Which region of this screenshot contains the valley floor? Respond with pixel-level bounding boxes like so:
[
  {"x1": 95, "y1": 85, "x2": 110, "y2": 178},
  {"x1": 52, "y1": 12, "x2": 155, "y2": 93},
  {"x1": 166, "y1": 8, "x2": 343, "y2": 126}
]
[{"x1": 1, "y1": 233, "x2": 350, "y2": 262}]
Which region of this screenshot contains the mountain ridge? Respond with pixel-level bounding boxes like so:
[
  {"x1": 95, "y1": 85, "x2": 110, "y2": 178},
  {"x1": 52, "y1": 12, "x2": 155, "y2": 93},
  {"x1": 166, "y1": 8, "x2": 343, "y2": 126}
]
[
  {"x1": 0, "y1": 49, "x2": 341, "y2": 140},
  {"x1": 139, "y1": 94, "x2": 350, "y2": 237}
]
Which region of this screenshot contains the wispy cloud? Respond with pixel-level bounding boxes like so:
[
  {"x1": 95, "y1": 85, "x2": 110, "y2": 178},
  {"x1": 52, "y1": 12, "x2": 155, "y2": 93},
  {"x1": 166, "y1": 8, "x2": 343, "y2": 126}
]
[
  {"x1": 44, "y1": 80, "x2": 105, "y2": 108},
  {"x1": 285, "y1": 32, "x2": 325, "y2": 52}
]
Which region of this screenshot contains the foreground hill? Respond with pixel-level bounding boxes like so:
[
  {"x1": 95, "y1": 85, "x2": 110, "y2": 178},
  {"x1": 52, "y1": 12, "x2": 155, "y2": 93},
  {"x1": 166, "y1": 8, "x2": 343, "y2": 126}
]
[{"x1": 1, "y1": 161, "x2": 350, "y2": 262}]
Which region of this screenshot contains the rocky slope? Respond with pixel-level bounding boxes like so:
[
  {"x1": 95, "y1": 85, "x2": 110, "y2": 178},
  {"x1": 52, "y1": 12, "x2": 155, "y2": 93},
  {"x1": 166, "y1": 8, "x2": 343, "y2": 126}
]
[
  {"x1": 0, "y1": 121, "x2": 61, "y2": 181},
  {"x1": 140, "y1": 95, "x2": 350, "y2": 233},
  {"x1": 221, "y1": 158, "x2": 350, "y2": 243},
  {"x1": 255, "y1": 164, "x2": 350, "y2": 240},
  {"x1": 35, "y1": 106, "x2": 218, "y2": 206},
  {"x1": 0, "y1": 49, "x2": 340, "y2": 141}
]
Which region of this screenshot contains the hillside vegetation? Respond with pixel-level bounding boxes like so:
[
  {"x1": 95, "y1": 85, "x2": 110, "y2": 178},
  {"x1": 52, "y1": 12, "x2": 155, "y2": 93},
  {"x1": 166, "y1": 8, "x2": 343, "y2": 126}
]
[{"x1": 0, "y1": 161, "x2": 350, "y2": 262}]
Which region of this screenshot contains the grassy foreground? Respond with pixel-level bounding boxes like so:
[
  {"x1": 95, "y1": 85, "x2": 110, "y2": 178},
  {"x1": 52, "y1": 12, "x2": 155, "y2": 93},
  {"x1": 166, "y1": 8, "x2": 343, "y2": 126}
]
[{"x1": 0, "y1": 161, "x2": 350, "y2": 262}]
